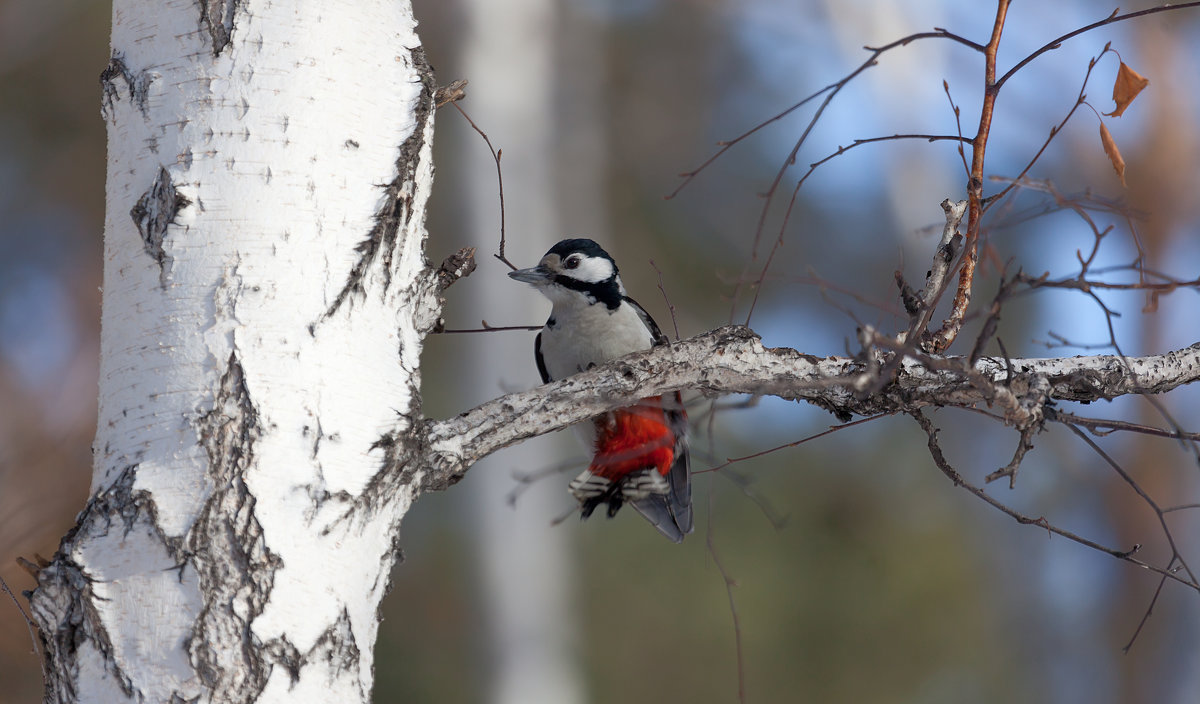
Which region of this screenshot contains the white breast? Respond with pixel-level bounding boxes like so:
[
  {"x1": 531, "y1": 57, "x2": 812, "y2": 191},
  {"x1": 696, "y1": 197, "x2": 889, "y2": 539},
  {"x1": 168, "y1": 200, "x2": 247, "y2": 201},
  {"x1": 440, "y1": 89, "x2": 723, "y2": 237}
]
[{"x1": 540, "y1": 300, "x2": 655, "y2": 381}]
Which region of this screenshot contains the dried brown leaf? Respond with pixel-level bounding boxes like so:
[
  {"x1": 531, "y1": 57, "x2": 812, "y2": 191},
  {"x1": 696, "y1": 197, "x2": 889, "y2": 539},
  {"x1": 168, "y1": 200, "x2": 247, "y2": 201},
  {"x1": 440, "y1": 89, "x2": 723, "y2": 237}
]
[
  {"x1": 1105, "y1": 62, "x2": 1149, "y2": 117},
  {"x1": 1099, "y1": 122, "x2": 1126, "y2": 187},
  {"x1": 1142, "y1": 290, "x2": 1161, "y2": 314}
]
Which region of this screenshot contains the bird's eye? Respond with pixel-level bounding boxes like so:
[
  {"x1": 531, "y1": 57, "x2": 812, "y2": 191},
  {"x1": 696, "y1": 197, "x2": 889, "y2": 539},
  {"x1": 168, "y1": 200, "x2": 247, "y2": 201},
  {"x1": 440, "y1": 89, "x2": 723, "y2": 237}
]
[{"x1": 564, "y1": 256, "x2": 580, "y2": 269}]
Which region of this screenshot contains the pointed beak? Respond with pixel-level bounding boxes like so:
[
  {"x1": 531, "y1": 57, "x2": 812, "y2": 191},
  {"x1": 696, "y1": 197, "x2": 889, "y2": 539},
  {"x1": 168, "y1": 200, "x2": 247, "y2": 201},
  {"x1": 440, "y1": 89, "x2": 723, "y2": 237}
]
[{"x1": 508, "y1": 265, "x2": 553, "y2": 285}]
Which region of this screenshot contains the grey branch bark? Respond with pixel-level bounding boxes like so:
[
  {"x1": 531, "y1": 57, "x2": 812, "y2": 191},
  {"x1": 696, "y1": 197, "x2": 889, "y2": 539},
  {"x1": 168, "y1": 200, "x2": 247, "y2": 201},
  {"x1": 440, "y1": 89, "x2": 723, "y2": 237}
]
[{"x1": 424, "y1": 325, "x2": 1200, "y2": 489}]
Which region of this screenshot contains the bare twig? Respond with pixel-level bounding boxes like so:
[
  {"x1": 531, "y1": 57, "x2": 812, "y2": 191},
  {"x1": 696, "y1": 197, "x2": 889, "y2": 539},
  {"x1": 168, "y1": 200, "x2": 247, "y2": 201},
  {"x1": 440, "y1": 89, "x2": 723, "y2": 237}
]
[
  {"x1": 436, "y1": 323, "x2": 542, "y2": 334},
  {"x1": 944, "y1": 80, "x2": 970, "y2": 177},
  {"x1": 1123, "y1": 570, "x2": 1169, "y2": 653},
  {"x1": 649, "y1": 259, "x2": 681, "y2": 341},
  {"x1": 912, "y1": 410, "x2": 1196, "y2": 590},
  {"x1": 1061, "y1": 422, "x2": 1198, "y2": 586},
  {"x1": 984, "y1": 421, "x2": 1039, "y2": 488},
  {"x1": 983, "y1": 46, "x2": 1110, "y2": 212},
  {"x1": 505, "y1": 457, "x2": 586, "y2": 506},
  {"x1": 916, "y1": 200, "x2": 968, "y2": 335},
  {"x1": 1019, "y1": 272, "x2": 1200, "y2": 295},
  {"x1": 743, "y1": 140, "x2": 968, "y2": 326},
  {"x1": 689, "y1": 28, "x2": 988, "y2": 323},
  {"x1": 663, "y1": 29, "x2": 983, "y2": 202},
  {"x1": 855, "y1": 200, "x2": 966, "y2": 399},
  {"x1": 995, "y1": 3, "x2": 1200, "y2": 89},
  {"x1": 924, "y1": 0, "x2": 1011, "y2": 354},
  {"x1": 450, "y1": 101, "x2": 514, "y2": 269},
  {"x1": 1163, "y1": 504, "x2": 1200, "y2": 514},
  {"x1": 698, "y1": 413, "x2": 892, "y2": 475},
  {"x1": 1053, "y1": 411, "x2": 1200, "y2": 444},
  {"x1": 706, "y1": 482, "x2": 747, "y2": 704},
  {"x1": 1, "y1": 574, "x2": 47, "y2": 687}
]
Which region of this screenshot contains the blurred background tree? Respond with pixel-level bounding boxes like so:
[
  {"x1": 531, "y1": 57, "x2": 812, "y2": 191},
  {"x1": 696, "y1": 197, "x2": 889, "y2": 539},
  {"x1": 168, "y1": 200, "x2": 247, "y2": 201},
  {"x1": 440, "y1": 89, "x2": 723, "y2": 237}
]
[{"x1": 2, "y1": 1, "x2": 1198, "y2": 702}]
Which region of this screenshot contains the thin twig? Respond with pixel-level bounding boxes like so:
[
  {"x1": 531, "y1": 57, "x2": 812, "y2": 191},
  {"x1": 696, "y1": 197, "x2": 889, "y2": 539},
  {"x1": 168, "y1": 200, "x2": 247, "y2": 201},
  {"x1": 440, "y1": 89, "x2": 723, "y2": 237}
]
[
  {"x1": 1123, "y1": 570, "x2": 1169, "y2": 653},
  {"x1": 1052, "y1": 411, "x2": 1200, "y2": 444},
  {"x1": 742, "y1": 137, "x2": 969, "y2": 326},
  {"x1": 1163, "y1": 504, "x2": 1200, "y2": 514},
  {"x1": 1027, "y1": 276, "x2": 1200, "y2": 293},
  {"x1": 436, "y1": 323, "x2": 543, "y2": 334},
  {"x1": 995, "y1": 3, "x2": 1200, "y2": 89},
  {"x1": 983, "y1": 46, "x2": 1110, "y2": 212},
  {"x1": 664, "y1": 28, "x2": 979, "y2": 204},
  {"x1": 706, "y1": 480, "x2": 747, "y2": 704},
  {"x1": 911, "y1": 410, "x2": 1196, "y2": 590},
  {"x1": 924, "y1": 0, "x2": 1011, "y2": 354},
  {"x1": 649, "y1": 259, "x2": 681, "y2": 341},
  {"x1": 698, "y1": 414, "x2": 892, "y2": 474},
  {"x1": 506, "y1": 457, "x2": 587, "y2": 507},
  {"x1": 700, "y1": 29, "x2": 987, "y2": 323},
  {"x1": 1062, "y1": 422, "x2": 1198, "y2": 586},
  {"x1": 450, "y1": 101, "x2": 514, "y2": 270},
  {"x1": 715, "y1": 468, "x2": 788, "y2": 531},
  {"x1": 797, "y1": 135, "x2": 970, "y2": 194},
  {"x1": 1, "y1": 574, "x2": 47, "y2": 686},
  {"x1": 944, "y1": 80, "x2": 970, "y2": 177}
]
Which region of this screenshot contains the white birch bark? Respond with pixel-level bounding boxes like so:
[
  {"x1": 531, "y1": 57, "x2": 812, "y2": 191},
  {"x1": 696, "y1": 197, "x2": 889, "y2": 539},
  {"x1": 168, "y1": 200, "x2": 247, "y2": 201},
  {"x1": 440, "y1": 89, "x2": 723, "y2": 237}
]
[{"x1": 30, "y1": 1, "x2": 439, "y2": 702}]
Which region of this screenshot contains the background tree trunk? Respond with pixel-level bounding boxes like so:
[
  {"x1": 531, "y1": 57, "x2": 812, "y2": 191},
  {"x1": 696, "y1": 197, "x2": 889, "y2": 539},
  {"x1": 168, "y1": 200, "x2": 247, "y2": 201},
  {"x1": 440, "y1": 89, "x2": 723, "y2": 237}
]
[
  {"x1": 29, "y1": 2, "x2": 437, "y2": 701},
  {"x1": 457, "y1": 0, "x2": 584, "y2": 702}
]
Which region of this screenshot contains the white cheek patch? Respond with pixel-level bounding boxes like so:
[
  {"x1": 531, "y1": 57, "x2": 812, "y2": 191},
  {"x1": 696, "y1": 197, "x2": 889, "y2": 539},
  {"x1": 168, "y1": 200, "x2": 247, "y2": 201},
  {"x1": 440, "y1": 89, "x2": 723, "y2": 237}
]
[{"x1": 572, "y1": 256, "x2": 615, "y2": 283}]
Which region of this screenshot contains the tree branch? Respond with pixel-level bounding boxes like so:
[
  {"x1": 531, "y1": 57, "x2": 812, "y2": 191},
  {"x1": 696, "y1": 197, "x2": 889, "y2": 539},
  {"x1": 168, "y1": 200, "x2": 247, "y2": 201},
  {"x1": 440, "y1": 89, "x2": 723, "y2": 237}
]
[{"x1": 422, "y1": 326, "x2": 1200, "y2": 489}]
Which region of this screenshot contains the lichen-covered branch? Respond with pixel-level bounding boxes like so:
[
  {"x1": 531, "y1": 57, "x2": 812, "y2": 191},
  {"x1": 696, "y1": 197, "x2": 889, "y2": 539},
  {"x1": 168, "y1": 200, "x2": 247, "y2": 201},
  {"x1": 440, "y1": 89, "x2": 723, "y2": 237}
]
[{"x1": 423, "y1": 326, "x2": 1200, "y2": 488}]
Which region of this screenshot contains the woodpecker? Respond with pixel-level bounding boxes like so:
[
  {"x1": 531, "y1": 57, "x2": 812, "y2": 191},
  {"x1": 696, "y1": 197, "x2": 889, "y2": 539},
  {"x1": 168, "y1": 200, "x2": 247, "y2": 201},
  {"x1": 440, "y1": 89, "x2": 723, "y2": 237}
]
[{"x1": 508, "y1": 238, "x2": 693, "y2": 543}]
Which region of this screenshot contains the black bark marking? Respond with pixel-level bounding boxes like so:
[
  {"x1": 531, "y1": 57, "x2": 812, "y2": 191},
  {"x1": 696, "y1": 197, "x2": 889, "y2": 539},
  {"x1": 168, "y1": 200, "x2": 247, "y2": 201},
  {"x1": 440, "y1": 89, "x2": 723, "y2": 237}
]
[
  {"x1": 27, "y1": 465, "x2": 164, "y2": 702},
  {"x1": 130, "y1": 167, "x2": 191, "y2": 281},
  {"x1": 263, "y1": 637, "x2": 303, "y2": 685},
  {"x1": 323, "y1": 429, "x2": 413, "y2": 606},
  {"x1": 344, "y1": 432, "x2": 415, "y2": 523},
  {"x1": 326, "y1": 46, "x2": 436, "y2": 318},
  {"x1": 100, "y1": 53, "x2": 152, "y2": 120},
  {"x1": 28, "y1": 463, "x2": 201, "y2": 702},
  {"x1": 260, "y1": 609, "x2": 364, "y2": 696},
  {"x1": 187, "y1": 352, "x2": 280, "y2": 701},
  {"x1": 308, "y1": 608, "x2": 362, "y2": 686},
  {"x1": 32, "y1": 558, "x2": 131, "y2": 702},
  {"x1": 198, "y1": 0, "x2": 242, "y2": 55}
]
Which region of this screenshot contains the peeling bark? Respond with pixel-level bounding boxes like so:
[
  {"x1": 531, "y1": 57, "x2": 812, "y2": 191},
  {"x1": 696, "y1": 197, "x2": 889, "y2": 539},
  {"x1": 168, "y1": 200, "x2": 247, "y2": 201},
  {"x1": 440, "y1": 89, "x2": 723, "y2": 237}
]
[
  {"x1": 100, "y1": 53, "x2": 152, "y2": 121},
  {"x1": 187, "y1": 353, "x2": 278, "y2": 700},
  {"x1": 198, "y1": 0, "x2": 242, "y2": 55}
]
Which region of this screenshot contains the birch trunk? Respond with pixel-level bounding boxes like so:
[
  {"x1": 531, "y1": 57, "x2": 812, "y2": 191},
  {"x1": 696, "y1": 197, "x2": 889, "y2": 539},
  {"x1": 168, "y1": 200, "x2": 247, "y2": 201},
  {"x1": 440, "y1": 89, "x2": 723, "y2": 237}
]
[{"x1": 30, "y1": 2, "x2": 438, "y2": 701}]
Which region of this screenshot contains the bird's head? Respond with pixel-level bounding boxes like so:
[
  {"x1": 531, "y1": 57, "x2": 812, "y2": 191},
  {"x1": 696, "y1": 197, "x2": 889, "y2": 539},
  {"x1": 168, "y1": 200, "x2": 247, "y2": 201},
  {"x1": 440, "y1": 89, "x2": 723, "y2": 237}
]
[{"x1": 508, "y1": 238, "x2": 625, "y2": 309}]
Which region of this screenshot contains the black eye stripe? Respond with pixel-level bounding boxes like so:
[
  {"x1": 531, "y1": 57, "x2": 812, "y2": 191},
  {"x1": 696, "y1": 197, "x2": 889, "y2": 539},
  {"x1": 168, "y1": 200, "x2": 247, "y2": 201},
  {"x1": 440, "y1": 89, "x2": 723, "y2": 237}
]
[{"x1": 553, "y1": 273, "x2": 622, "y2": 309}]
